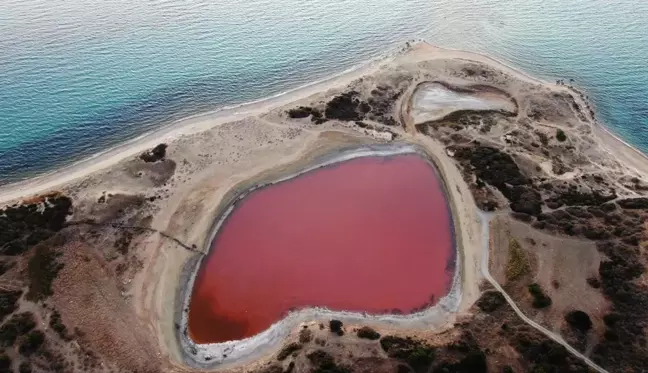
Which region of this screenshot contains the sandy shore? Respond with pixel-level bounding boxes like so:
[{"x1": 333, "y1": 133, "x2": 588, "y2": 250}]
[
  {"x1": 0, "y1": 49, "x2": 393, "y2": 205},
  {"x1": 2, "y1": 41, "x2": 645, "y2": 205}
]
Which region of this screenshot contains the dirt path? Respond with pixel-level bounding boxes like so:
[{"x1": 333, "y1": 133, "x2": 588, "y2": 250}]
[{"x1": 476, "y1": 211, "x2": 609, "y2": 373}]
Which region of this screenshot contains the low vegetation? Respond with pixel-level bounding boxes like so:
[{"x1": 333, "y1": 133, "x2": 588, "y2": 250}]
[
  {"x1": 0, "y1": 312, "x2": 36, "y2": 347},
  {"x1": 565, "y1": 310, "x2": 592, "y2": 332},
  {"x1": 276, "y1": 342, "x2": 302, "y2": 361},
  {"x1": 528, "y1": 283, "x2": 552, "y2": 309},
  {"x1": 556, "y1": 128, "x2": 567, "y2": 142},
  {"x1": 356, "y1": 326, "x2": 380, "y2": 340},
  {"x1": 329, "y1": 320, "x2": 344, "y2": 336},
  {"x1": 476, "y1": 290, "x2": 506, "y2": 313},
  {"x1": 380, "y1": 336, "x2": 436, "y2": 373},
  {"x1": 26, "y1": 237, "x2": 65, "y2": 301},
  {"x1": 139, "y1": 143, "x2": 167, "y2": 162},
  {"x1": 0, "y1": 290, "x2": 22, "y2": 322},
  {"x1": 18, "y1": 330, "x2": 45, "y2": 356},
  {"x1": 0, "y1": 194, "x2": 72, "y2": 256},
  {"x1": 506, "y1": 238, "x2": 529, "y2": 281},
  {"x1": 49, "y1": 310, "x2": 71, "y2": 341},
  {"x1": 307, "y1": 350, "x2": 350, "y2": 373},
  {"x1": 299, "y1": 327, "x2": 313, "y2": 343}
]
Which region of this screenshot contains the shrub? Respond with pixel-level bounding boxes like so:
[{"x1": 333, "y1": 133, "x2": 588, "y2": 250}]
[
  {"x1": 0, "y1": 312, "x2": 36, "y2": 347},
  {"x1": 0, "y1": 290, "x2": 22, "y2": 322},
  {"x1": 276, "y1": 342, "x2": 301, "y2": 361},
  {"x1": 556, "y1": 129, "x2": 567, "y2": 142},
  {"x1": 565, "y1": 310, "x2": 592, "y2": 332},
  {"x1": 26, "y1": 240, "x2": 64, "y2": 301},
  {"x1": 506, "y1": 239, "x2": 529, "y2": 281},
  {"x1": 407, "y1": 346, "x2": 435, "y2": 373},
  {"x1": 380, "y1": 336, "x2": 436, "y2": 372},
  {"x1": 49, "y1": 310, "x2": 71, "y2": 341},
  {"x1": 19, "y1": 330, "x2": 45, "y2": 356},
  {"x1": 476, "y1": 291, "x2": 506, "y2": 313},
  {"x1": 307, "y1": 350, "x2": 350, "y2": 373},
  {"x1": 528, "y1": 283, "x2": 552, "y2": 308},
  {"x1": 140, "y1": 143, "x2": 167, "y2": 162},
  {"x1": 19, "y1": 362, "x2": 32, "y2": 373},
  {"x1": 329, "y1": 319, "x2": 344, "y2": 336},
  {"x1": 0, "y1": 354, "x2": 11, "y2": 371},
  {"x1": 357, "y1": 326, "x2": 381, "y2": 340},
  {"x1": 299, "y1": 327, "x2": 313, "y2": 343}
]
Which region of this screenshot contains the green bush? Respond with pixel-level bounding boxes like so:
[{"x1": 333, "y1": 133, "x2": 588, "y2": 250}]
[
  {"x1": 0, "y1": 312, "x2": 36, "y2": 347},
  {"x1": 26, "y1": 239, "x2": 65, "y2": 301},
  {"x1": 18, "y1": 330, "x2": 45, "y2": 356},
  {"x1": 0, "y1": 290, "x2": 22, "y2": 322},
  {"x1": 528, "y1": 283, "x2": 552, "y2": 308},
  {"x1": 556, "y1": 129, "x2": 567, "y2": 142},
  {"x1": 357, "y1": 326, "x2": 381, "y2": 340},
  {"x1": 276, "y1": 342, "x2": 301, "y2": 361},
  {"x1": 406, "y1": 346, "x2": 435, "y2": 373}
]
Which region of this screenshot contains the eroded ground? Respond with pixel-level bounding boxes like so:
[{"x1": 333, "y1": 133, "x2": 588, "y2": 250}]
[{"x1": 1, "y1": 43, "x2": 647, "y2": 373}]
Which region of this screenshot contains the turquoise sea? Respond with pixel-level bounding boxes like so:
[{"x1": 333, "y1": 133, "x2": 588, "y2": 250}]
[{"x1": 1, "y1": 0, "x2": 647, "y2": 183}]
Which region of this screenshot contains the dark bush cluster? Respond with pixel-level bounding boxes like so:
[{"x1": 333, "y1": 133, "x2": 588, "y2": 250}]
[
  {"x1": 356, "y1": 326, "x2": 380, "y2": 340},
  {"x1": 543, "y1": 183, "x2": 616, "y2": 209},
  {"x1": 307, "y1": 350, "x2": 350, "y2": 373},
  {"x1": 329, "y1": 319, "x2": 344, "y2": 336},
  {"x1": 533, "y1": 202, "x2": 645, "y2": 243},
  {"x1": 139, "y1": 143, "x2": 167, "y2": 162},
  {"x1": 276, "y1": 342, "x2": 301, "y2": 361},
  {"x1": 380, "y1": 336, "x2": 436, "y2": 373},
  {"x1": 0, "y1": 354, "x2": 11, "y2": 372},
  {"x1": 27, "y1": 237, "x2": 65, "y2": 301},
  {"x1": 324, "y1": 91, "x2": 370, "y2": 122},
  {"x1": 0, "y1": 312, "x2": 36, "y2": 347},
  {"x1": 556, "y1": 129, "x2": 567, "y2": 142},
  {"x1": 511, "y1": 327, "x2": 589, "y2": 373},
  {"x1": 590, "y1": 239, "x2": 648, "y2": 370},
  {"x1": 286, "y1": 106, "x2": 325, "y2": 123},
  {"x1": 616, "y1": 197, "x2": 648, "y2": 209},
  {"x1": 18, "y1": 330, "x2": 45, "y2": 356},
  {"x1": 453, "y1": 145, "x2": 542, "y2": 215},
  {"x1": 476, "y1": 290, "x2": 506, "y2": 313},
  {"x1": 0, "y1": 195, "x2": 72, "y2": 256},
  {"x1": 432, "y1": 351, "x2": 487, "y2": 373},
  {"x1": 365, "y1": 85, "x2": 405, "y2": 126},
  {"x1": 564, "y1": 310, "x2": 592, "y2": 333},
  {"x1": 0, "y1": 290, "x2": 22, "y2": 322},
  {"x1": 49, "y1": 310, "x2": 71, "y2": 341},
  {"x1": 527, "y1": 283, "x2": 552, "y2": 309}
]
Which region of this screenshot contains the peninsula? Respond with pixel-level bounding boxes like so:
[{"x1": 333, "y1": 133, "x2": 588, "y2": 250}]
[{"x1": 1, "y1": 43, "x2": 647, "y2": 373}]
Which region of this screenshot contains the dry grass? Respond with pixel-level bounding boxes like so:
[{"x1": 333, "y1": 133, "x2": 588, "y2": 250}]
[{"x1": 505, "y1": 238, "x2": 529, "y2": 282}]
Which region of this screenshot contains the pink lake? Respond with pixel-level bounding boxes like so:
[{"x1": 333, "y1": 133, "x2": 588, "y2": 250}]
[{"x1": 188, "y1": 154, "x2": 455, "y2": 343}]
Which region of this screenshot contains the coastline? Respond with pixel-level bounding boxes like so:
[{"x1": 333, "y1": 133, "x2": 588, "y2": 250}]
[
  {"x1": 3, "y1": 40, "x2": 644, "y2": 372},
  {"x1": 0, "y1": 45, "x2": 400, "y2": 205},
  {"x1": 1, "y1": 41, "x2": 645, "y2": 205}
]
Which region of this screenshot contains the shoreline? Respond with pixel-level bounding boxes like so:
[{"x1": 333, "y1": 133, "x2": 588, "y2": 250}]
[
  {"x1": 0, "y1": 43, "x2": 406, "y2": 205},
  {"x1": 1, "y1": 41, "x2": 646, "y2": 205},
  {"x1": 176, "y1": 143, "x2": 464, "y2": 369}
]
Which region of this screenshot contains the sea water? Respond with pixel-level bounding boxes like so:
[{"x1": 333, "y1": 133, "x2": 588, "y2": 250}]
[{"x1": 1, "y1": 0, "x2": 647, "y2": 183}]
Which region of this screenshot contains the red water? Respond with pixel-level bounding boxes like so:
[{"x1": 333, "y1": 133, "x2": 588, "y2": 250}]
[{"x1": 188, "y1": 154, "x2": 454, "y2": 343}]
